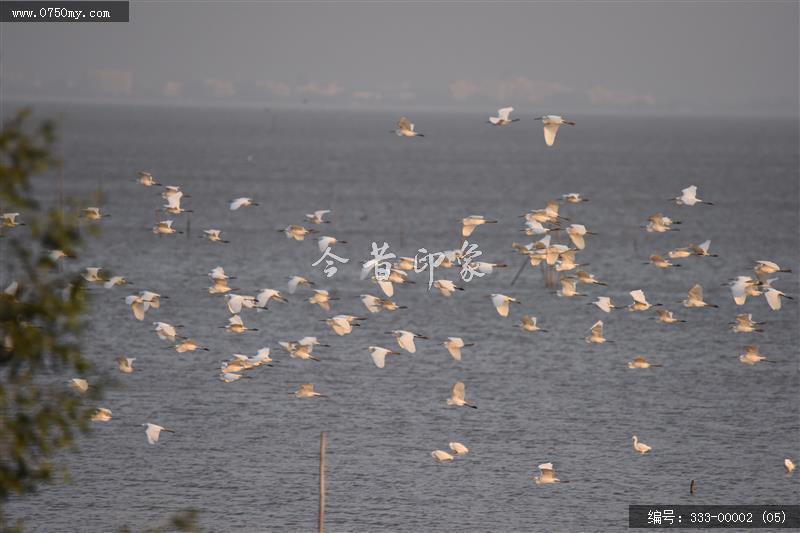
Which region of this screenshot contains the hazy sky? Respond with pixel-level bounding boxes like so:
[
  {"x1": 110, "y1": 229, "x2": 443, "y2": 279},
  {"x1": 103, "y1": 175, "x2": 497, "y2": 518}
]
[{"x1": 2, "y1": 2, "x2": 798, "y2": 115}]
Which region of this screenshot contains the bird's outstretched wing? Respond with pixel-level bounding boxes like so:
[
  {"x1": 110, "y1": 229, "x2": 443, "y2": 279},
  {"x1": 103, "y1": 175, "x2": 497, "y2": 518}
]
[{"x1": 543, "y1": 124, "x2": 560, "y2": 146}]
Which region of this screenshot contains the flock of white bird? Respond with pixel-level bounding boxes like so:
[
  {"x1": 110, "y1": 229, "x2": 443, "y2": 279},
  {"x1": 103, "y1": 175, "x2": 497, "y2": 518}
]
[{"x1": 2, "y1": 108, "x2": 796, "y2": 484}]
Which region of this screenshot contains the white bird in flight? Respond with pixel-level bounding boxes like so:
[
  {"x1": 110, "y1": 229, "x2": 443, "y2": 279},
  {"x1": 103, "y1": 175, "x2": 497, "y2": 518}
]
[
  {"x1": 368, "y1": 346, "x2": 400, "y2": 368},
  {"x1": 535, "y1": 115, "x2": 575, "y2": 147},
  {"x1": 387, "y1": 330, "x2": 427, "y2": 353},
  {"x1": 738, "y1": 345, "x2": 775, "y2": 365},
  {"x1": 291, "y1": 383, "x2": 327, "y2": 398},
  {"x1": 287, "y1": 275, "x2": 314, "y2": 294},
  {"x1": 682, "y1": 284, "x2": 718, "y2": 308},
  {"x1": 764, "y1": 286, "x2": 792, "y2": 311},
  {"x1": 491, "y1": 293, "x2": 521, "y2": 317},
  {"x1": 305, "y1": 210, "x2": 331, "y2": 224},
  {"x1": 488, "y1": 107, "x2": 519, "y2": 126},
  {"x1": 517, "y1": 314, "x2": 546, "y2": 332},
  {"x1": 585, "y1": 320, "x2": 609, "y2": 344},
  {"x1": 394, "y1": 116, "x2": 424, "y2": 137},
  {"x1": 673, "y1": 185, "x2": 713, "y2": 206},
  {"x1": 442, "y1": 337, "x2": 473, "y2": 361},
  {"x1": 143, "y1": 423, "x2": 175, "y2": 445},
  {"x1": 230, "y1": 197, "x2": 258, "y2": 210},
  {"x1": 627, "y1": 356, "x2": 663, "y2": 369},
  {"x1": 116, "y1": 356, "x2": 136, "y2": 373},
  {"x1": 532, "y1": 462, "x2": 561, "y2": 484},
  {"x1": 447, "y1": 381, "x2": 477, "y2": 409}
]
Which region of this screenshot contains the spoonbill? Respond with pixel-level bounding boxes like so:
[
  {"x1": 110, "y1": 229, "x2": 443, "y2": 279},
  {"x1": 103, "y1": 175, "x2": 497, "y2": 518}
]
[
  {"x1": 449, "y1": 442, "x2": 469, "y2": 456},
  {"x1": 137, "y1": 171, "x2": 160, "y2": 186},
  {"x1": 585, "y1": 320, "x2": 609, "y2": 344},
  {"x1": 591, "y1": 296, "x2": 619, "y2": 313},
  {"x1": 738, "y1": 345, "x2": 774, "y2": 365},
  {"x1": 730, "y1": 314, "x2": 763, "y2": 333},
  {"x1": 203, "y1": 229, "x2": 229, "y2": 243},
  {"x1": 517, "y1": 314, "x2": 546, "y2": 332},
  {"x1": 288, "y1": 276, "x2": 314, "y2": 294},
  {"x1": 462, "y1": 215, "x2": 497, "y2": 238},
  {"x1": 683, "y1": 284, "x2": 718, "y2": 308},
  {"x1": 432, "y1": 279, "x2": 464, "y2": 297},
  {"x1": 91, "y1": 408, "x2": 112, "y2": 422},
  {"x1": 764, "y1": 287, "x2": 792, "y2": 311},
  {"x1": 116, "y1": 356, "x2": 135, "y2": 373}
]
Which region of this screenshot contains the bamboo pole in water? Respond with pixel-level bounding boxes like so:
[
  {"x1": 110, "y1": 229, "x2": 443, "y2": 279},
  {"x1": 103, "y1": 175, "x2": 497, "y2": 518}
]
[{"x1": 318, "y1": 431, "x2": 327, "y2": 533}]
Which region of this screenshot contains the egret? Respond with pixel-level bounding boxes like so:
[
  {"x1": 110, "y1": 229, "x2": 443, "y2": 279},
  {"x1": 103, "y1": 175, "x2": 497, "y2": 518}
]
[
  {"x1": 174, "y1": 339, "x2": 209, "y2": 353},
  {"x1": 491, "y1": 293, "x2": 521, "y2": 316},
  {"x1": 203, "y1": 229, "x2": 229, "y2": 243},
  {"x1": 431, "y1": 450, "x2": 454, "y2": 463},
  {"x1": 648, "y1": 255, "x2": 681, "y2": 269},
  {"x1": 655, "y1": 309, "x2": 685, "y2": 324},
  {"x1": 585, "y1": 320, "x2": 609, "y2": 344},
  {"x1": 282, "y1": 225, "x2": 316, "y2": 241},
  {"x1": 532, "y1": 463, "x2": 561, "y2": 484},
  {"x1": 1, "y1": 213, "x2": 23, "y2": 228},
  {"x1": 369, "y1": 346, "x2": 400, "y2": 368},
  {"x1": 738, "y1": 345, "x2": 774, "y2": 365},
  {"x1": 627, "y1": 356, "x2": 662, "y2": 369},
  {"x1": 387, "y1": 330, "x2": 427, "y2": 353},
  {"x1": 394, "y1": 116, "x2": 424, "y2": 137},
  {"x1": 256, "y1": 288, "x2": 288, "y2": 309},
  {"x1": 70, "y1": 378, "x2": 89, "y2": 393},
  {"x1": 305, "y1": 210, "x2": 331, "y2": 224},
  {"x1": 575, "y1": 270, "x2": 605, "y2": 286},
  {"x1": 565, "y1": 224, "x2": 596, "y2": 250},
  {"x1": 281, "y1": 342, "x2": 320, "y2": 362},
  {"x1": 632, "y1": 435, "x2": 652, "y2": 454},
  {"x1": 360, "y1": 294, "x2": 405, "y2": 313},
  {"x1": 230, "y1": 197, "x2": 258, "y2": 210},
  {"x1": 137, "y1": 171, "x2": 161, "y2": 187},
  {"x1": 447, "y1": 381, "x2": 477, "y2": 408},
  {"x1": 754, "y1": 261, "x2": 791, "y2": 281},
  {"x1": 324, "y1": 315, "x2": 365, "y2": 336},
  {"x1": 449, "y1": 442, "x2": 469, "y2": 456},
  {"x1": 163, "y1": 192, "x2": 191, "y2": 215},
  {"x1": 764, "y1": 287, "x2": 792, "y2": 311},
  {"x1": 462, "y1": 215, "x2": 497, "y2": 238},
  {"x1": 125, "y1": 294, "x2": 149, "y2": 320},
  {"x1": 318, "y1": 235, "x2": 346, "y2": 253},
  {"x1": 683, "y1": 284, "x2": 718, "y2": 308},
  {"x1": 83, "y1": 267, "x2": 105, "y2": 283},
  {"x1": 143, "y1": 423, "x2": 174, "y2": 444},
  {"x1": 220, "y1": 372, "x2": 246, "y2": 383},
  {"x1": 153, "y1": 220, "x2": 181, "y2": 235},
  {"x1": 432, "y1": 279, "x2": 464, "y2": 297},
  {"x1": 629, "y1": 290, "x2": 659, "y2": 312},
  {"x1": 673, "y1": 185, "x2": 713, "y2": 206},
  {"x1": 729, "y1": 276, "x2": 760, "y2": 305},
  {"x1": 730, "y1": 313, "x2": 763, "y2": 333},
  {"x1": 517, "y1": 314, "x2": 546, "y2": 332},
  {"x1": 115, "y1": 356, "x2": 135, "y2": 373},
  {"x1": 309, "y1": 289, "x2": 336, "y2": 311},
  {"x1": 82, "y1": 207, "x2": 110, "y2": 221},
  {"x1": 442, "y1": 337, "x2": 473, "y2": 361},
  {"x1": 91, "y1": 408, "x2": 113, "y2": 422},
  {"x1": 287, "y1": 275, "x2": 314, "y2": 294},
  {"x1": 488, "y1": 107, "x2": 519, "y2": 126},
  {"x1": 591, "y1": 296, "x2": 619, "y2": 313},
  {"x1": 786, "y1": 459, "x2": 796, "y2": 474},
  {"x1": 562, "y1": 193, "x2": 588, "y2": 203},
  {"x1": 224, "y1": 314, "x2": 257, "y2": 334},
  {"x1": 225, "y1": 294, "x2": 257, "y2": 314},
  {"x1": 153, "y1": 322, "x2": 183, "y2": 342},
  {"x1": 645, "y1": 213, "x2": 680, "y2": 233},
  {"x1": 690, "y1": 240, "x2": 717, "y2": 257},
  {"x1": 557, "y1": 277, "x2": 585, "y2": 298},
  {"x1": 535, "y1": 115, "x2": 575, "y2": 146},
  {"x1": 291, "y1": 383, "x2": 327, "y2": 398}
]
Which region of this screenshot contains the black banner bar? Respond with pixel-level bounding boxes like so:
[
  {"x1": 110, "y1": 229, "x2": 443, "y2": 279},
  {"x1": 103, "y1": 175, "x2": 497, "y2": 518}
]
[{"x1": 1, "y1": 1, "x2": 129, "y2": 22}]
